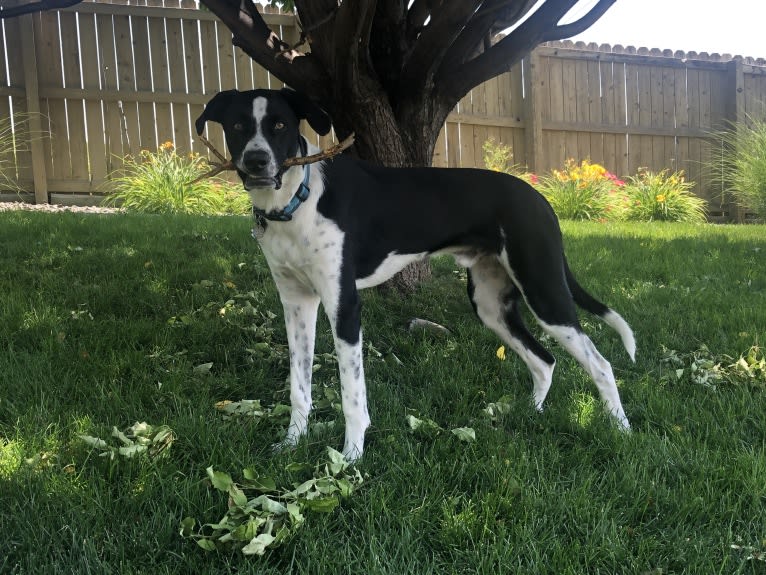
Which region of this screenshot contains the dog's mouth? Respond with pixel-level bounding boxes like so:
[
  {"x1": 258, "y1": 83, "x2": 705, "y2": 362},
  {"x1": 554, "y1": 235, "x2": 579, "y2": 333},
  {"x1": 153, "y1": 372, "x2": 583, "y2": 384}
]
[{"x1": 243, "y1": 175, "x2": 279, "y2": 190}]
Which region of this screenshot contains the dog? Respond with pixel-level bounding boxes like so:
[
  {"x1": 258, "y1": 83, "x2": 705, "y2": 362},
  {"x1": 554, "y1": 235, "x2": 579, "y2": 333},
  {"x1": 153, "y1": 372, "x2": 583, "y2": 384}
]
[{"x1": 195, "y1": 88, "x2": 636, "y2": 461}]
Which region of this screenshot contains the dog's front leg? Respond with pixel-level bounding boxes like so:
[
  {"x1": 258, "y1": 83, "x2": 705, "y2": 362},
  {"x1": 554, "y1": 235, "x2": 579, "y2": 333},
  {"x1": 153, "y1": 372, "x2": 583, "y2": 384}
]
[
  {"x1": 325, "y1": 286, "x2": 370, "y2": 462},
  {"x1": 278, "y1": 293, "x2": 320, "y2": 450}
]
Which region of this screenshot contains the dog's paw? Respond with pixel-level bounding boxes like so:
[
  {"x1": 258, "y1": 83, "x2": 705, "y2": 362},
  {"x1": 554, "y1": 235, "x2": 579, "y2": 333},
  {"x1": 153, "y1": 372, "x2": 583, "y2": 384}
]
[{"x1": 341, "y1": 442, "x2": 364, "y2": 464}]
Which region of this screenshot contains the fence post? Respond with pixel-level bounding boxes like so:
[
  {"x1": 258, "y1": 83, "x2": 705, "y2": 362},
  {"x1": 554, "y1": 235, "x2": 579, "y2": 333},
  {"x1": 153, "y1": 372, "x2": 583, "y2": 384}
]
[
  {"x1": 19, "y1": 13, "x2": 48, "y2": 204},
  {"x1": 725, "y1": 57, "x2": 745, "y2": 222},
  {"x1": 523, "y1": 49, "x2": 544, "y2": 174}
]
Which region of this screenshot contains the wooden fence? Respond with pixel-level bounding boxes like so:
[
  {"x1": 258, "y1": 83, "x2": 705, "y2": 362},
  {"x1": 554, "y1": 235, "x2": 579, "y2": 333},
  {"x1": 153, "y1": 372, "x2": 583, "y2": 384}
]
[{"x1": 2, "y1": 1, "x2": 766, "y2": 218}]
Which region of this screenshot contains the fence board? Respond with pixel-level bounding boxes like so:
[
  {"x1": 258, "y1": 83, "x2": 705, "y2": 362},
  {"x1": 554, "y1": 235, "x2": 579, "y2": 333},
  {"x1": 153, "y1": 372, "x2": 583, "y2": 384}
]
[
  {"x1": 133, "y1": 15, "x2": 159, "y2": 154},
  {"x1": 78, "y1": 12, "x2": 108, "y2": 183},
  {"x1": 166, "y1": 17, "x2": 191, "y2": 152},
  {"x1": 4, "y1": 17, "x2": 34, "y2": 186},
  {"x1": 60, "y1": 12, "x2": 90, "y2": 182},
  {"x1": 97, "y1": 11, "x2": 125, "y2": 173},
  {"x1": 183, "y1": 18, "x2": 206, "y2": 156},
  {"x1": 148, "y1": 15, "x2": 173, "y2": 150},
  {"x1": 36, "y1": 12, "x2": 68, "y2": 181},
  {"x1": 199, "y1": 18, "x2": 226, "y2": 157},
  {"x1": 674, "y1": 67, "x2": 690, "y2": 185},
  {"x1": 507, "y1": 64, "x2": 526, "y2": 167}
]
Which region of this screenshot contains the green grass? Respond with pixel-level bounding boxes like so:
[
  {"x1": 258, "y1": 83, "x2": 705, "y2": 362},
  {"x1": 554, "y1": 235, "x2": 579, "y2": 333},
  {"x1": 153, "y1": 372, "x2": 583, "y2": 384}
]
[{"x1": 1, "y1": 212, "x2": 765, "y2": 574}]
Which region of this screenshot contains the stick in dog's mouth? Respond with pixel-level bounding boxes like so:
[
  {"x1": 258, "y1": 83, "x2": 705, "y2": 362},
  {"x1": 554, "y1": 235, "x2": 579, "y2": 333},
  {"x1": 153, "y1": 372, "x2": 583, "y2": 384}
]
[{"x1": 188, "y1": 133, "x2": 355, "y2": 188}]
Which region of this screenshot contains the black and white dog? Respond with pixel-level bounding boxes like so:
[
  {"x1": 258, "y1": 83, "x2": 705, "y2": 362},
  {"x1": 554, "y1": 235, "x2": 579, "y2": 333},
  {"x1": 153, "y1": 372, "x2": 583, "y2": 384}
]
[{"x1": 196, "y1": 88, "x2": 635, "y2": 461}]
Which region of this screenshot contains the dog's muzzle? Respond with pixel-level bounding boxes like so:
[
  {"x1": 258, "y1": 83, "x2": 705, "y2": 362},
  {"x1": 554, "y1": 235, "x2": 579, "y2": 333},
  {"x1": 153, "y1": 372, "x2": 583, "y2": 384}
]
[{"x1": 239, "y1": 150, "x2": 280, "y2": 190}]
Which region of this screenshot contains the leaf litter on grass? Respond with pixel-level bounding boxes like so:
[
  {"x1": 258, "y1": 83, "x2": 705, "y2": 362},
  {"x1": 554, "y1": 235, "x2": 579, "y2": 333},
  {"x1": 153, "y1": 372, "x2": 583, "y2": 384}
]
[
  {"x1": 660, "y1": 343, "x2": 766, "y2": 389},
  {"x1": 180, "y1": 446, "x2": 364, "y2": 556}
]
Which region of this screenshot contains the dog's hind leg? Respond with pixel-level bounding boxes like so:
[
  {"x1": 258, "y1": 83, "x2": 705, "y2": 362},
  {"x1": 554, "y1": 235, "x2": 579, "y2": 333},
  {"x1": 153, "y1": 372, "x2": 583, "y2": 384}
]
[
  {"x1": 497, "y1": 250, "x2": 630, "y2": 429},
  {"x1": 538, "y1": 321, "x2": 630, "y2": 430},
  {"x1": 467, "y1": 257, "x2": 556, "y2": 410}
]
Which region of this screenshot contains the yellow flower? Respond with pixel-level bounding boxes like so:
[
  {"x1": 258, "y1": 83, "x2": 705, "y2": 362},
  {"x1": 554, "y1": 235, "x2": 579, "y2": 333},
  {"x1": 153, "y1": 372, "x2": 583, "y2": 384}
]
[
  {"x1": 496, "y1": 345, "x2": 506, "y2": 361},
  {"x1": 656, "y1": 194, "x2": 666, "y2": 203},
  {"x1": 160, "y1": 140, "x2": 174, "y2": 151}
]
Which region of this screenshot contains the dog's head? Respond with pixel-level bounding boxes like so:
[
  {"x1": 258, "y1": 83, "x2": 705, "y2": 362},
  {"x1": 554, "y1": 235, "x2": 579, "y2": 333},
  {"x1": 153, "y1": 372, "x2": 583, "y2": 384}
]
[{"x1": 195, "y1": 89, "x2": 331, "y2": 190}]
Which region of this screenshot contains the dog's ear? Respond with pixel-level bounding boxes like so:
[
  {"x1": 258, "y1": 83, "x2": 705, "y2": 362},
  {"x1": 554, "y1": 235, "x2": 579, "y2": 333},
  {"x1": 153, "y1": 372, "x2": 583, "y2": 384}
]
[
  {"x1": 195, "y1": 90, "x2": 239, "y2": 135},
  {"x1": 279, "y1": 88, "x2": 331, "y2": 136}
]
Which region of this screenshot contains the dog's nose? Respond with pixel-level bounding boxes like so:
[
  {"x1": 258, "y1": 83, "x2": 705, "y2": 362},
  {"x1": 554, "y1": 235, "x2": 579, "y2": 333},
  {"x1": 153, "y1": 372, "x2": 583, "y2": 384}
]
[{"x1": 242, "y1": 150, "x2": 271, "y2": 173}]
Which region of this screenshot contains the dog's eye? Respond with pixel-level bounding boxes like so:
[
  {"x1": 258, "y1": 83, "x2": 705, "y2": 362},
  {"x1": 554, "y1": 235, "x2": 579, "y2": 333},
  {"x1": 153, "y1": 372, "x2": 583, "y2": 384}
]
[
  {"x1": 233, "y1": 122, "x2": 244, "y2": 132},
  {"x1": 274, "y1": 121, "x2": 285, "y2": 131}
]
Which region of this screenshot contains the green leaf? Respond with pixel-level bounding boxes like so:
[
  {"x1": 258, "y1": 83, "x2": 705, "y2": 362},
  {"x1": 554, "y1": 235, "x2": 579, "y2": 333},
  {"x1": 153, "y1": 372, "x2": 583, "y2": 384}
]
[
  {"x1": 207, "y1": 467, "x2": 234, "y2": 492},
  {"x1": 193, "y1": 362, "x2": 214, "y2": 374},
  {"x1": 302, "y1": 495, "x2": 339, "y2": 513},
  {"x1": 231, "y1": 518, "x2": 264, "y2": 541},
  {"x1": 128, "y1": 421, "x2": 152, "y2": 437},
  {"x1": 179, "y1": 517, "x2": 196, "y2": 537},
  {"x1": 451, "y1": 427, "x2": 476, "y2": 443},
  {"x1": 78, "y1": 435, "x2": 108, "y2": 449},
  {"x1": 196, "y1": 539, "x2": 217, "y2": 551},
  {"x1": 252, "y1": 495, "x2": 288, "y2": 515},
  {"x1": 286, "y1": 502, "x2": 304, "y2": 525},
  {"x1": 336, "y1": 477, "x2": 354, "y2": 498},
  {"x1": 241, "y1": 533, "x2": 276, "y2": 556},
  {"x1": 228, "y1": 485, "x2": 248, "y2": 508},
  {"x1": 326, "y1": 447, "x2": 349, "y2": 474},
  {"x1": 118, "y1": 444, "x2": 148, "y2": 458},
  {"x1": 285, "y1": 461, "x2": 313, "y2": 474},
  {"x1": 242, "y1": 470, "x2": 277, "y2": 493},
  {"x1": 111, "y1": 426, "x2": 133, "y2": 446},
  {"x1": 271, "y1": 403, "x2": 292, "y2": 418},
  {"x1": 406, "y1": 414, "x2": 442, "y2": 437}
]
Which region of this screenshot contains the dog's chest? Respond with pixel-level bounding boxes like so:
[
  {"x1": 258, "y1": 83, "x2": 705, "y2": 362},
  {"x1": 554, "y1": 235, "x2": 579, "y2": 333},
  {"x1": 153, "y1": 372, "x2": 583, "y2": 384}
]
[{"x1": 257, "y1": 214, "x2": 345, "y2": 291}]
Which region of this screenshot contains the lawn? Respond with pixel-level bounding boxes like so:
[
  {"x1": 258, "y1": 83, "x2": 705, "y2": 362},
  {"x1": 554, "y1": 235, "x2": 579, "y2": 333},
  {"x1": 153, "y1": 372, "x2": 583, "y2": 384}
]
[{"x1": 0, "y1": 211, "x2": 764, "y2": 574}]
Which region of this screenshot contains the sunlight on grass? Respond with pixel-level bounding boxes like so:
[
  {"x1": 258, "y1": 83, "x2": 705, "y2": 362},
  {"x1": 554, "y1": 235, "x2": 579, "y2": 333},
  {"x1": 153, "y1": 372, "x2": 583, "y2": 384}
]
[
  {"x1": 569, "y1": 392, "x2": 597, "y2": 428},
  {"x1": 0, "y1": 439, "x2": 23, "y2": 479}
]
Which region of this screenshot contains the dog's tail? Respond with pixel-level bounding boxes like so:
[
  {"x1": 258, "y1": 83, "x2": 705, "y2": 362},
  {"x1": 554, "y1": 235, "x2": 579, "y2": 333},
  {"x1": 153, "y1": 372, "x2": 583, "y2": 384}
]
[{"x1": 565, "y1": 259, "x2": 636, "y2": 362}]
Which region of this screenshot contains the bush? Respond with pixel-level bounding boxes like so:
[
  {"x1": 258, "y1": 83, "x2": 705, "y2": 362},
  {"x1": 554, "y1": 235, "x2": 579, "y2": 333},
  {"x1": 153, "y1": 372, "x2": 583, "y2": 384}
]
[
  {"x1": 481, "y1": 138, "x2": 537, "y2": 185},
  {"x1": 0, "y1": 114, "x2": 29, "y2": 194},
  {"x1": 620, "y1": 168, "x2": 706, "y2": 223},
  {"x1": 716, "y1": 116, "x2": 766, "y2": 218},
  {"x1": 104, "y1": 142, "x2": 250, "y2": 215},
  {"x1": 537, "y1": 159, "x2": 625, "y2": 221}
]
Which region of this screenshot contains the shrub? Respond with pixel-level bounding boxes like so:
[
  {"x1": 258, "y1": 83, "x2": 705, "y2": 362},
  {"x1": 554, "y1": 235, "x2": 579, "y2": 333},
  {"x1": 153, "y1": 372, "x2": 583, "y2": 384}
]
[
  {"x1": 716, "y1": 116, "x2": 766, "y2": 218},
  {"x1": 620, "y1": 168, "x2": 706, "y2": 223},
  {"x1": 481, "y1": 138, "x2": 537, "y2": 185},
  {"x1": 537, "y1": 159, "x2": 625, "y2": 221},
  {"x1": 104, "y1": 142, "x2": 249, "y2": 215},
  {"x1": 0, "y1": 114, "x2": 28, "y2": 194}
]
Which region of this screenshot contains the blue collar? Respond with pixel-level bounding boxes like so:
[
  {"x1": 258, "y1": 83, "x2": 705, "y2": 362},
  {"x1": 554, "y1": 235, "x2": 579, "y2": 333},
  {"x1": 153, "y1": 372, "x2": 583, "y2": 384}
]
[{"x1": 252, "y1": 137, "x2": 311, "y2": 223}]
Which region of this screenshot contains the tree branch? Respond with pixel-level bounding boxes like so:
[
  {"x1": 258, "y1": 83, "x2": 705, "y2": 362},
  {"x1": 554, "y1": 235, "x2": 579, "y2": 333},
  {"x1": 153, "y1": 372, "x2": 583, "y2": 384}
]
[
  {"x1": 0, "y1": 0, "x2": 82, "y2": 18},
  {"x1": 542, "y1": 0, "x2": 616, "y2": 41},
  {"x1": 334, "y1": 0, "x2": 378, "y2": 92},
  {"x1": 199, "y1": 0, "x2": 328, "y2": 100},
  {"x1": 439, "y1": 0, "x2": 537, "y2": 71},
  {"x1": 399, "y1": 0, "x2": 483, "y2": 96},
  {"x1": 436, "y1": 0, "x2": 616, "y2": 103}
]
